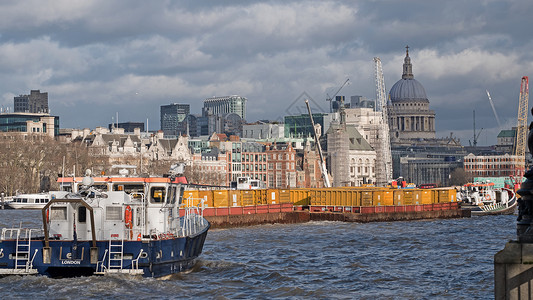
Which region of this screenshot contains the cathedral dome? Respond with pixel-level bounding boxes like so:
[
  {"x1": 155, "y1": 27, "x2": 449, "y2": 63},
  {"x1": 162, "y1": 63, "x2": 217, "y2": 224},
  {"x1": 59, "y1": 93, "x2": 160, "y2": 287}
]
[
  {"x1": 389, "y1": 46, "x2": 429, "y2": 103},
  {"x1": 389, "y1": 78, "x2": 428, "y2": 102}
]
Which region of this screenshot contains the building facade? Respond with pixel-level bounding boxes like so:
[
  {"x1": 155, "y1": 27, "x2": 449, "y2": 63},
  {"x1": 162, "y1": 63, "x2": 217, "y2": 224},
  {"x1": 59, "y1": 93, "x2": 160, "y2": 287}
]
[
  {"x1": 160, "y1": 103, "x2": 190, "y2": 137},
  {"x1": 0, "y1": 113, "x2": 59, "y2": 137},
  {"x1": 242, "y1": 122, "x2": 284, "y2": 140},
  {"x1": 14, "y1": 90, "x2": 49, "y2": 114},
  {"x1": 203, "y1": 96, "x2": 247, "y2": 120},
  {"x1": 463, "y1": 153, "x2": 523, "y2": 178}
]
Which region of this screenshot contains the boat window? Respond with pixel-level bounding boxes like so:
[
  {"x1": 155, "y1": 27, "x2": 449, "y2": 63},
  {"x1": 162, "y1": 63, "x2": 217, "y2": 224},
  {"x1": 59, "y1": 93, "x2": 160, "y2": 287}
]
[
  {"x1": 113, "y1": 184, "x2": 144, "y2": 194},
  {"x1": 78, "y1": 206, "x2": 87, "y2": 223},
  {"x1": 167, "y1": 186, "x2": 175, "y2": 204},
  {"x1": 106, "y1": 206, "x2": 122, "y2": 220},
  {"x1": 150, "y1": 187, "x2": 166, "y2": 203},
  {"x1": 51, "y1": 207, "x2": 67, "y2": 220},
  {"x1": 22, "y1": 198, "x2": 28, "y2": 203}
]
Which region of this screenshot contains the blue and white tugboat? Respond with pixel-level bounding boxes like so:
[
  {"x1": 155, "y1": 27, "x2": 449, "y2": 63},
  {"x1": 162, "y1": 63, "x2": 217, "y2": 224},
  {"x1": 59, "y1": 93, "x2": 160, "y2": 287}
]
[{"x1": 0, "y1": 165, "x2": 210, "y2": 278}]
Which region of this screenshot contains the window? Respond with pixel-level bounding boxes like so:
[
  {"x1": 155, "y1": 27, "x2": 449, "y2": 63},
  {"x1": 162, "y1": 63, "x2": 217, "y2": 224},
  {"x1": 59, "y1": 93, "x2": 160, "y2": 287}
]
[
  {"x1": 78, "y1": 206, "x2": 87, "y2": 223},
  {"x1": 150, "y1": 187, "x2": 166, "y2": 203}
]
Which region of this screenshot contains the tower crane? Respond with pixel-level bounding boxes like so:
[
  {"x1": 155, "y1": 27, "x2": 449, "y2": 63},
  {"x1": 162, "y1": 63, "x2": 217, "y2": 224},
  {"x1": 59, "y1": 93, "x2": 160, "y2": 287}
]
[
  {"x1": 326, "y1": 78, "x2": 350, "y2": 113},
  {"x1": 514, "y1": 76, "x2": 529, "y2": 178},
  {"x1": 305, "y1": 99, "x2": 331, "y2": 188},
  {"x1": 374, "y1": 57, "x2": 393, "y2": 186}
]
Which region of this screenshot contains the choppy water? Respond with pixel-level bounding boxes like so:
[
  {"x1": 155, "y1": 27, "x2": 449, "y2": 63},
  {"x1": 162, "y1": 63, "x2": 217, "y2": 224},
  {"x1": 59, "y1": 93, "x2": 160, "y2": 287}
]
[{"x1": 0, "y1": 210, "x2": 516, "y2": 299}]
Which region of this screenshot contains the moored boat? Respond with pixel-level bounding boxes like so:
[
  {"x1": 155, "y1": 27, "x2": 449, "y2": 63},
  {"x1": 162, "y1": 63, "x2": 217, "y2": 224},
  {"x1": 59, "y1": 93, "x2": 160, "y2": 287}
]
[
  {"x1": 0, "y1": 166, "x2": 210, "y2": 278},
  {"x1": 457, "y1": 182, "x2": 517, "y2": 215},
  {"x1": 7, "y1": 191, "x2": 70, "y2": 209}
]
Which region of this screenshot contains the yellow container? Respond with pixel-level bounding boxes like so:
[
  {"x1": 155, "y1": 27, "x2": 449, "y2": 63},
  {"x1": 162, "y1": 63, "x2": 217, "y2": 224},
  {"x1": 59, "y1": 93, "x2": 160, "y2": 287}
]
[
  {"x1": 414, "y1": 189, "x2": 432, "y2": 204},
  {"x1": 241, "y1": 190, "x2": 255, "y2": 206},
  {"x1": 213, "y1": 190, "x2": 229, "y2": 207},
  {"x1": 436, "y1": 188, "x2": 455, "y2": 203},
  {"x1": 361, "y1": 191, "x2": 373, "y2": 207},
  {"x1": 228, "y1": 190, "x2": 241, "y2": 207},
  {"x1": 279, "y1": 189, "x2": 291, "y2": 203},
  {"x1": 393, "y1": 190, "x2": 403, "y2": 205},
  {"x1": 268, "y1": 189, "x2": 280, "y2": 204},
  {"x1": 403, "y1": 190, "x2": 414, "y2": 205},
  {"x1": 373, "y1": 190, "x2": 393, "y2": 206},
  {"x1": 310, "y1": 189, "x2": 326, "y2": 206},
  {"x1": 182, "y1": 190, "x2": 198, "y2": 207},
  {"x1": 290, "y1": 189, "x2": 310, "y2": 206},
  {"x1": 197, "y1": 190, "x2": 213, "y2": 208},
  {"x1": 255, "y1": 189, "x2": 268, "y2": 205},
  {"x1": 347, "y1": 190, "x2": 361, "y2": 206}
]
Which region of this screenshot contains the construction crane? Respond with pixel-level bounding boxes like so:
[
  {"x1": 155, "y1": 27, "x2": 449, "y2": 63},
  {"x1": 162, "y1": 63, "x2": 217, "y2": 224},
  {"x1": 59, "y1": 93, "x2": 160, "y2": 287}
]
[
  {"x1": 373, "y1": 57, "x2": 393, "y2": 186},
  {"x1": 469, "y1": 110, "x2": 483, "y2": 147},
  {"x1": 514, "y1": 76, "x2": 529, "y2": 178},
  {"x1": 305, "y1": 99, "x2": 331, "y2": 188},
  {"x1": 326, "y1": 78, "x2": 350, "y2": 113},
  {"x1": 486, "y1": 90, "x2": 502, "y2": 129}
]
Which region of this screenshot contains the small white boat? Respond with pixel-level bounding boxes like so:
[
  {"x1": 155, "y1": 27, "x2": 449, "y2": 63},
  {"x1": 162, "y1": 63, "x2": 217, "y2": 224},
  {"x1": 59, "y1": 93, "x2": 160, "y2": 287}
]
[
  {"x1": 457, "y1": 181, "x2": 517, "y2": 215},
  {"x1": 8, "y1": 191, "x2": 70, "y2": 209}
]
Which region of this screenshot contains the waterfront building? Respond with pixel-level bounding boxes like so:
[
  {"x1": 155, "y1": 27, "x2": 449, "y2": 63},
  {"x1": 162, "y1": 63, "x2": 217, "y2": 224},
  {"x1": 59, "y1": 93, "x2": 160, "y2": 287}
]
[
  {"x1": 265, "y1": 142, "x2": 297, "y2": 188},
  {"x1": 190, "y1": 148, "x2": 228, "y2": 186},
  {"x1": 160, "y1": 103, "x2": 190, "y2": 137},
  {"x1": 399, "y1": 155, "x2": 462, "y2": 187},
  {"x1": 0, "y1": 113, "x2": 59, "y2": 138},
  {"x1": 388, "y1": 47, "x2": 436, "y2": 142},
  {"x1": 241, "y1": 142, "x2": 268, "y2": 183},
  {"x1": 203, "y1": 95, "x2": 247, "y2": 120},
  {"x1": 463, "y1": 153, "x2": 523, "y2": 178},
  {"x1": 14, "y1": 90, "x2": 49, "y2": 114}
]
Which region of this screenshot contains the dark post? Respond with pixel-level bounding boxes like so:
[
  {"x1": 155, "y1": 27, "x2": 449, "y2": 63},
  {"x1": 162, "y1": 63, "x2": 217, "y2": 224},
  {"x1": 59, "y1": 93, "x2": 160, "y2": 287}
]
[{"x1": 517, "y1": 108, "x2": 533, "y2": 242}]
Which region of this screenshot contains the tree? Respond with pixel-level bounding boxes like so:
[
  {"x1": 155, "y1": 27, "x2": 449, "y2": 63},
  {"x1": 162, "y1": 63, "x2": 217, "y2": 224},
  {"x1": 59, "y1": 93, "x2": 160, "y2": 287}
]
[{"x1": 449, "y1": 167, "x2": 472, "y2": 186}]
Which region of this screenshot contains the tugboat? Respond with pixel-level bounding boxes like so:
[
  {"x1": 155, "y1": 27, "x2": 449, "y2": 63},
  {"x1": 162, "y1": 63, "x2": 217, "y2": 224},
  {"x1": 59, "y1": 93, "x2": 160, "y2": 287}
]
[
  {"x1": 0, "y1": 165, "x2": 210, "y2": 278},
  {"x1": 457, "y1": 181, "x2": 517, "y2": 216}
]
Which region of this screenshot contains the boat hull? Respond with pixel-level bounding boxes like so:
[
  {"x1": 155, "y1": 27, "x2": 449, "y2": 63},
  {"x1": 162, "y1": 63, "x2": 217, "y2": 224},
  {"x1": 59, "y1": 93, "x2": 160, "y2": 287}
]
[
  {"x1": 0, "y1": 224, "x2": 209, "y2": 278},
  {"x1": 461, "y1": 196, "x2": 517, "y2": 216}
]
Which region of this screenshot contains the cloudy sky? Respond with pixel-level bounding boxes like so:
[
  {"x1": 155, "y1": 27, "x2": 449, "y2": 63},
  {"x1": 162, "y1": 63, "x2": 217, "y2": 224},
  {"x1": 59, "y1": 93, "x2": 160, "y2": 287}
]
[{"x1": 0, "y1": 0, "x2": 532, "y2": 146}]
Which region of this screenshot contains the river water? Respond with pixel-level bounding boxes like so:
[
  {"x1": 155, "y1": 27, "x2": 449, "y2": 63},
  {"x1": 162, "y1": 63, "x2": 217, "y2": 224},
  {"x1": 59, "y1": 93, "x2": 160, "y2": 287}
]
[{"x1": 0, "y1": 210, "x2": 516, "y2": 299}]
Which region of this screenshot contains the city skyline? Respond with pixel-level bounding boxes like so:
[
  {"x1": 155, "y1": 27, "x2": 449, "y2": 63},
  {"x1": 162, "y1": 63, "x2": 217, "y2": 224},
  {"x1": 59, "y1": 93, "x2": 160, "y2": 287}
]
[{"x1": 0, "y1": 1, "x2": 531, "y2": 146}]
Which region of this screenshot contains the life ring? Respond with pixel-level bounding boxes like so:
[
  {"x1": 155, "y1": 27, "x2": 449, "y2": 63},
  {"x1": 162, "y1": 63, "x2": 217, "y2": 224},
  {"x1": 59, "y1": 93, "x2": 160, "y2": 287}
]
[
  {"x1": 125, "y1": 205, "x2": 133, "y2": 229},
  {"x1": 137, "y1": 233, "x2": 142, "y2": 241},
  {"x1": 485, "y1": 194, "x2": 491, "y2": 201}
]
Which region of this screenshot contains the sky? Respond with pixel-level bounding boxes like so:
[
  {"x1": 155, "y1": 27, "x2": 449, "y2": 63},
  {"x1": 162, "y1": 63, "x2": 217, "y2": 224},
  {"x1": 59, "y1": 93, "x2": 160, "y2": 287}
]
[{"x1": 0, "y1": 0, "x2": 532, "y2": 146}]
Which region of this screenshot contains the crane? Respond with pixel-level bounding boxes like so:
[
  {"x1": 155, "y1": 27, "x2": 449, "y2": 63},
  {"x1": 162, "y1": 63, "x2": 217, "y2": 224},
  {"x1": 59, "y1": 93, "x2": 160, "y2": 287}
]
[
  {"x1": 326, "y1": 78, "x2": 350, "y2": 113},
  {"x1": 305, "y1": 99, "x2": 331, "y2": 188},
  {"x1": 514, "y1": 76, "x2": 529, "y2": 178},
  {"x1": 469, "y1": 110, "x2": 483, "y2": 147},
  {"x1": 486, "y1": 90, "x2": 502, "y2": 129},
  {"x1": 374, "y1": 57, "x2": 393, "y2": 186}
]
